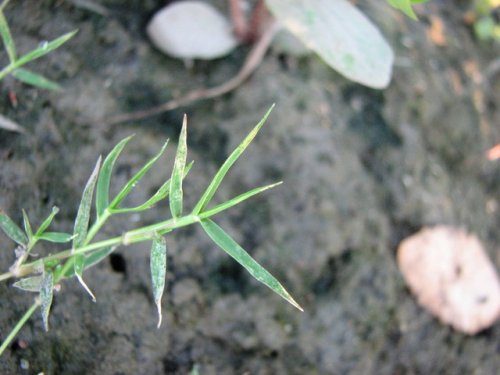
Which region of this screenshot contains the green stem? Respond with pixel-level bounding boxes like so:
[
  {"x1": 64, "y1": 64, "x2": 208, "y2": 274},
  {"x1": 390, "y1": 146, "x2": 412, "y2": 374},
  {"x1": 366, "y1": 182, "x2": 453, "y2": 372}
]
[
  {"x1": 0, "y1": 301, "x2": 39, "y2": 356},
  {"x1": 1, "y1": 214, "x2": 200, "y2": 281}
]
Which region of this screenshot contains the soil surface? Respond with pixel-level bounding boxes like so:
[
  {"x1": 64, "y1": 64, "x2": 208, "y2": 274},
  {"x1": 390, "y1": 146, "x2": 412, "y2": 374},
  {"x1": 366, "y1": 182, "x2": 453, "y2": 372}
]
[{"x1": 1, "y1": 1, "x2": 499, "y2": 374}]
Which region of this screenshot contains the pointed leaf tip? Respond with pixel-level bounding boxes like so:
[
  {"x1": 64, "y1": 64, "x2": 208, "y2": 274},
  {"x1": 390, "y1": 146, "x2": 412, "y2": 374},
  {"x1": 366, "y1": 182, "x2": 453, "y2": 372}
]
[{"x1": 76, "y1": 273, "x2": 96, "y2": 302}]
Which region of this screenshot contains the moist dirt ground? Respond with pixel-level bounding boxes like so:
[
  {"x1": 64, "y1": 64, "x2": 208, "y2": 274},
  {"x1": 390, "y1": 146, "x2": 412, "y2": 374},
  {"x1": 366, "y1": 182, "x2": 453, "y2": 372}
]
[{"x1": 1, "y1": 1, "x2": 499, "y2": 374}]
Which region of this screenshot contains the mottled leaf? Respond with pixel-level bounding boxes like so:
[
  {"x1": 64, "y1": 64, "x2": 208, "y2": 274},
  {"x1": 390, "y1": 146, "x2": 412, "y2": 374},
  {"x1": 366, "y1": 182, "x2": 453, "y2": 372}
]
[
  {"x1": 169, "y1": 115, "x2": 187, "y2": 218},
  {"x1": 40, "y1": 271, "x2": 54, "y2": 331},
  {"x1": 150, "y1": 236, "x2": 167, "y2": 328},
  {"x1": 0, "y1": 209, "x2": 28, "y2": 246},
  {"x1": 13, "y1": 275, "x2": 42, "y2": 292}
]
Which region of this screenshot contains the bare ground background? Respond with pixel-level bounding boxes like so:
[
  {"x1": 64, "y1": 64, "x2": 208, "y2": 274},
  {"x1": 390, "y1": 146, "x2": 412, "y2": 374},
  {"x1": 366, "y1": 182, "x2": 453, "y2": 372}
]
[{"x1": 0, "y1": 0, "x2": 499, "y2": 374}]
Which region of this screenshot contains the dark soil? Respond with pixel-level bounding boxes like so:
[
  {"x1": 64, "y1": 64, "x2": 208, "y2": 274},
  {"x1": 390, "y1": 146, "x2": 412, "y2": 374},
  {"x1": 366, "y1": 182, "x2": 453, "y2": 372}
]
[{"x1": 1, "y1": 1, "x2": 499, "y2": 374}]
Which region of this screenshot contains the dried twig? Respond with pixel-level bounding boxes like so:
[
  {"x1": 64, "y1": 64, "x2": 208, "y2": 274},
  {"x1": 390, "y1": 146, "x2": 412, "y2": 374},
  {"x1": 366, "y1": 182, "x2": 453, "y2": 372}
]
[{"x1": 104, "y1": 20, "x2": 280, "y2": 126}]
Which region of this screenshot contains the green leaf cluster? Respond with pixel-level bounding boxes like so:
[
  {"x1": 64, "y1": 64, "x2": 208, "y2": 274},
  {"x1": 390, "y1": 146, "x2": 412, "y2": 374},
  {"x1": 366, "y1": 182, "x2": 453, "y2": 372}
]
[{"x1": 0, "y1": 106, "x2": 302, "y2": 357}]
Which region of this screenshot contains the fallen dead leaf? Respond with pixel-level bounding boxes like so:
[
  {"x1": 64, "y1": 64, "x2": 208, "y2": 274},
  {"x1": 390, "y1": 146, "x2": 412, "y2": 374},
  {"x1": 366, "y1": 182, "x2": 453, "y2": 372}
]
[
  {"x1": 397, "y1": 226, "x2": 500, "y2": 334},
  {"x1": 486, "y1": 144, "x2": 500, "y2": 160},
  {"x1": 427, "y1": 15, "x2": 447, "y2": 47}
]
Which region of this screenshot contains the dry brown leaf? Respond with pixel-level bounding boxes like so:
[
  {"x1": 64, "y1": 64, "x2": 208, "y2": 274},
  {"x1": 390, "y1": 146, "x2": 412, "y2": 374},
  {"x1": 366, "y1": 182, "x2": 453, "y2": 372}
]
[
  {"x1": 427, "y1": 15, "x2": 447, "y2": 47},
  {"x1": 397, "y1": 226, "x2": 500, "y2": 334},
  {"x1": 487, "y1": 144, "x2": 500, "y2": 161}
]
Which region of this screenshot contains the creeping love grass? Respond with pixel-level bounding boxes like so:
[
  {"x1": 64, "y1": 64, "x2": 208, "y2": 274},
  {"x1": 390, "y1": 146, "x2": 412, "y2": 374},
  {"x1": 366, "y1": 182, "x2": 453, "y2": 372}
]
[{"x1": 0, "y1": 105, "x2": 302, "y2": 356}]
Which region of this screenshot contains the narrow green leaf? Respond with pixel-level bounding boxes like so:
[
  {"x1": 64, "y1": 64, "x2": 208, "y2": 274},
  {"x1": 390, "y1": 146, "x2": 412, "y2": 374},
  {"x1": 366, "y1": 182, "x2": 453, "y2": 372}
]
[
  {"x1": 0, "y1": 9, "x2": 16, "y2": 62},
  {"x1": 192, "y1": 105, "x2": 274, "y2": 215},
  {"x1": 74, "y1": 157, "x2": 101, "y2": 248},
  {"x1": 200, "y1": 219, "x2": 303, "y2": 311},
  {"x1": 199, "y1": 182, "x2": 282, "y2": 219},
  {"x1": 35, "y1": 206, "x2": 59, "y2": 237},
  {"x1": 40, "y1": 271, "x2": 54, "y2": 331},
  {"x1": 37, "y1": 232, "x2": 73, "y2": 243},
  {"x1": 96, "y1": 136, "x2": 133, "y2": 218},
  {"x1": 21, "y1": 209, "x2": 33, "y2": 240},
  {"x1": 14, "y1": 30, "x2": 77, "y2": 68},
  {"x1": 0, "y1": 209, "x2": 28, "y2": 246},
  {"x1": 150, "y1": 236, "x2": 167, "y2": 328},
  {"x1": 73, "y1": 156, "x2": 101, "y2": 302},
  {"x1": 12, "y1": 68, "x2": 62, "y2": 91},
  {"x1": 110, "y1": 140, "x2": 169, "y2": 210},
  {"x1": 111, "y1": 161, "x2": 194, "y2": 214},
  {"x1": 13, "y1": 275, "x2": 42, "y2": 292},
  {"x1": 169, "y1": 115, "x2": 188, "y2": 218},
  {"x1": 386, "y1": 0, "x2": 418, "y2": 20}
]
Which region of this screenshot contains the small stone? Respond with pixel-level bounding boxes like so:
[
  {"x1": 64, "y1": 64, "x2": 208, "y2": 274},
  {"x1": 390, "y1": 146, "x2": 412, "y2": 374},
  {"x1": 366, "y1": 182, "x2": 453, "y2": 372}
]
[
  {"x1": 397, "y1": 226, "x2": 500, "y2": 334},
  {"x1": 147, "y1": 1, "x2": 238, "y2": 60}
]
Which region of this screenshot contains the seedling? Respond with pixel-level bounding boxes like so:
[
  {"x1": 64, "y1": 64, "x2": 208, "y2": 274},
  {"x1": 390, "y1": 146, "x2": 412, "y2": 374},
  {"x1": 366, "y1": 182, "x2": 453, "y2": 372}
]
[{"x1": 0, "y1": 106, "x2": 302, "y2": 357}]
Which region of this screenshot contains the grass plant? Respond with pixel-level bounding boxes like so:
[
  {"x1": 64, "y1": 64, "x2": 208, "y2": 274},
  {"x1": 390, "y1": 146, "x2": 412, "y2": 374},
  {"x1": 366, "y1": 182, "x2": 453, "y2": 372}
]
[{"x1": 0, "y1": 105, "x2": 302, "y2": 357}]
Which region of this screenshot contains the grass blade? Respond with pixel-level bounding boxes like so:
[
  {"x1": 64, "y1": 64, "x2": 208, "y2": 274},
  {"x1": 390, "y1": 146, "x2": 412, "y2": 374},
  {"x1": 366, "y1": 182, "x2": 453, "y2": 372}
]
[
  {"x1": 37, "y1": 232, "x2": 73, "y2": 243},
  {"x1": 96, "y1": 136, "x2": 133, "y2": 218},
  {"x1": 0, "y1": 9, "x2": 16, "y2": 62},
  {"x1": 150, "y1": 236, "x2": 167, "y2": 328},
  {"x1": 169, "y1": 115, "x2": 188, "y2": 218},
  {"x1": 40, "y1": 271, "x2": 54, "y2": 331},
  {"x1": 74, "y1": 157, "x2": 101, "y2": 248},
  {"x1": 192, "y1": 105, "x2": 274, "y2": 215},
  {"x1": 73, "y1": 157, "x2": 101, "y2": 301},
  {"x1": 112, "y1": 161, "x2": 193, "y2": 214},
  {"x1": 35, "y1": 206, "x2": 59, "y2": 237},
  {"x1": 13, "y1": 275, "x2": 42, "y2": 292},
  {"x1": 110, "y1": 140, "x2": 169, "y2": 209},
  {"x1": 199, "y1": 182, "x2": 282, "y2": 219},
  {"x1": 14, "y1": 30, "x2": 77, "y2": 67},
  {"x1": 12, "y1": 68, "x2": 62, "y2": 91},
  {"x1": 0, "y1": 209, "x2": 28, "y2": 246},
  {"x1": 21, "y1": 209, "x2": 33, "y2": 241},
  {"x1": 200, "y1": 219, "x2": 303, "y2": 311}
]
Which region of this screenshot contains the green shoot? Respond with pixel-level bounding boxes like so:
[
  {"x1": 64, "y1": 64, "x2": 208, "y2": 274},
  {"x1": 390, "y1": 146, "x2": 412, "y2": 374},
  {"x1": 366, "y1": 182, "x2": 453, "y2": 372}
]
[{"x1": 0, "y1": 107, "x2": 301, "y2": 358}]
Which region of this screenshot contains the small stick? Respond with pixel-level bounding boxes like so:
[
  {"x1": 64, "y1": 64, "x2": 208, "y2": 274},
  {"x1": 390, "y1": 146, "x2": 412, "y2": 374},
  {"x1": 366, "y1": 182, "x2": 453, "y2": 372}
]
[{"x1": 104, "y1": 20, "x2": 280, "y2": 126}]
